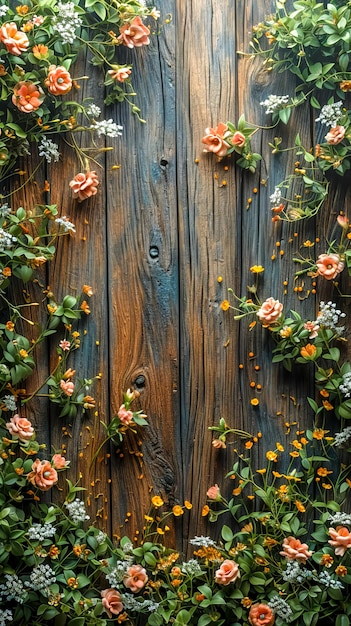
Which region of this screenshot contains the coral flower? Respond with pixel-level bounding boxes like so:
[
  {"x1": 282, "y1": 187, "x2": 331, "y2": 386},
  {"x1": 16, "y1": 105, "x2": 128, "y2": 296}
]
[
  {"x1": 69, "y1": 171, "x2": 99, "y2": 202},
  {"x1": 202, "y1": 122, "x2": 230, "y2": 157},
  {"x1": 118, "y1": 16, "x2": 150, "y2": 48},
  {"x1": 6, "y1": 414, "x2": 34, "y2": 441},
  {"x1": 215, "y1": 559, "x2": 240, "y2": 585},
  {"x1": 12, "y1": 81, "x2": 44, "y2": 113},
  {"x1": 52, "y1": 453, "x2": 69, "y2": 469},
  {"x1": 60, "y1": 379, "x2": 75, "y2": 396},
  {"x1": 45, "y1": 65, "x2": 72, "y2": 95},
  {"x1": 123, "y1": 564, "x2": 148, "y2": 592},
  {"x1": 101, "y1": 588, "x2": 123, "y2": 617},
  {"x1": 108, "y1": 66, "x2": 132, "y2": 82},
  {"x1": 248, "y1": 603, "x2": 275, "y2": 626},
  {"x1": 256, "y1": 297, "x2": 283, "y2": 325},
  {"x1": 27, "y1": 459, "x2": 58, "y2": 491},
  {"x1": 207, "y1": 484, "x2": 221, "y2": 500},
  {"x1": 300, "y1": 343, "x2": 317, "y2": 359},
  {"x1": 280, "y1": 536, "x2": 312, "y2": 562},
  {"x1": 117, "y1": 403, "x2": 134, "y2": 425},
  {"x1": 325, "y1": 125, "x2": 345, "y2": 145},
  {"x1": 328, "y1": 526, "x2": 351, "y2": 556},
  {"x1": 231, "y1": 131, "x2": 246, "y2": 148},
  {"x1": 0, "y1": 22, "x2": 29, "y2": 56},
  {"x1": 315, "y1": 253, "x2": 344, "y2": 280}
]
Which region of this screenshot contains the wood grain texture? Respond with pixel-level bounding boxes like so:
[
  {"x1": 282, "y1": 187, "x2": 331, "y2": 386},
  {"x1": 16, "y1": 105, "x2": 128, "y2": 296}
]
[{"x1": 6, "y1": 0, "x2": 349, "y2": 549}]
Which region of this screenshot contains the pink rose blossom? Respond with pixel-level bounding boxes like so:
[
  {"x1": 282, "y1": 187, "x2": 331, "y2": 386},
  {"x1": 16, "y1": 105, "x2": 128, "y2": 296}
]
[
  {"x1": 101, "y1": 588, "x2": 123, "y2": 617},
  {"x1": 117, "y1": 404, "x2": 134, "y2": 425},
  {"x1": 316, "y1": 253, "x2": 344, "y2": 280},
  {"x1": 52, "y1": 454, "x2": 69, "y2": 469},
  {"x1": 0, "y1": 22, "x2": 29, "y2": 56},
  {"x1": 304, "y1": 321, "x2": 320, "y2": 339},
  {"x1": 325, "y1": 125, "x2": 345, "y2": 145},
  {"x1": 69, "y1": 171, "x2": 99, "y2": 202},
  {"x1": 328, "y1": 526, "x2": 351, "y2": 556},
  {"x1": 256, "y1": 297, "x2": 283, "y2": 325},
  {"x1": 215, "y1": 559, "x2": 240, "y2": 585},
  {"x1": 280, "y1": 536, "x2": 312, "y2": 562},
  {"x1": 206, "y1": 484, "x2": 221, "y2": 500},
  {"x1": 59, "y1": 339, "x2": 71, "y2": 351},
  {"x1": 202, "y1": 122, "x2": 230, "y2": 157},
  {"x1": 27, "y1": 459, "x2": 58, "y2": 491},
  {"x1": 108, "y1": 66, "x2": 132, "y2": 82},
  {"x1": 6, "y1": 414, "x2": 34, "y2": 441},
  {"x1": 118, "y1": 16, "x2": 150, "y2": 48},
  {"x1": 123, "y1": 564, "x2": 148, "y2": 592},
  {"x1": 231, "y1": 131, "x2": 246, "y2": 148},
  {"x1": 60, "y1": 379, "x2": 75, "y2": 396}
]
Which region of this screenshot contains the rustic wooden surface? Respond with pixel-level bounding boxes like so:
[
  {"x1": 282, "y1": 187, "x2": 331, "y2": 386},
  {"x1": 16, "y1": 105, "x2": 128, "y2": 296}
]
[{"x1": 8, "y1": 0, "x2": 348, "y2": 552}]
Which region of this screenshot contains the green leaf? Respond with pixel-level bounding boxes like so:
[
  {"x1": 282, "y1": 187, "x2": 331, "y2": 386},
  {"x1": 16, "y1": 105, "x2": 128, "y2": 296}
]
[
  {"x1": 221, "y1": 524, "x2": 234, "y2": 542},
  {"x1": 335, "y1": 615, "x2": 350, "y2": 626}
]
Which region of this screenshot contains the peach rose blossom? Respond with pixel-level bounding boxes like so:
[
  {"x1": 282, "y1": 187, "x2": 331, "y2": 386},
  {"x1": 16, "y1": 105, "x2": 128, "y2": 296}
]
[
  {"x1": 212, "y1": 438, "x2": 226, "y2": 449},
  {"x1": 231, "y1": 131, "x2": 246, "y2": 148},
  {"x1": 69, "y1": 171, "x2": 99, "y2": 202},
  {"x1": 248, "y1": 603, "x2": 275, "y2": 626},
  {"x1": 6, "y1": 414, "x2": 34, "y2": 441},
  {"x1": 118, "y1": 16, "x2": 150, "y2": 48},
  {"x1": 27, "y1": 459, "x2": 58, "y2": 491},
  {"x1": 108, "y1": 66, "x2": 132, "y2": 82},
  {"x1": 315, "y1": 253, "x2": 344, "y2": 280},
  {"x1": 214, "y1": 559, "x2": 240, "y2": 585},
  {"x1": 12, "y1": 81, "x2": 44, "y2": 113},
  {"x1": 45, "y1": 65, "x2": 72, "y2": 95},
  {"x1": 304, "y1": 321, "x2": 319, "y2": 339},
  {"x1": 202, "y1": 122, "x2": 230, "y2": 157},
  {"x1": 60, "y1": 379, "x2": 75, "y2": 396},
  {"x1": 325, "y1": 125, "x2": 345, "y2": 145},
  {"x1": 117, "y1": 404, "x2": 134, "y2": 425},
  {"x1": 206, "y1": 484, "x2": 221, "y2": 500},
  {"x1": 101, "y1": 588, "x2": 123, "y2": 617},
  {"x1": 123, "y1": 564, "x2": 148, "y2": 592},
  {"x1": 0, "y1": 22, "x2": 29, "y2": 56},
  {"x1": 280, "y1": 536, "x2": 312, "y2": 562},
  {"x1": 52, "y1": 453, "x2": 69, "y2": 469},
  {"x1": 328, "y1": 526, "x2": 351, "y2": 556},
  {"x1": 256, "y1": 297, "x2": 283, "y2": 325}
]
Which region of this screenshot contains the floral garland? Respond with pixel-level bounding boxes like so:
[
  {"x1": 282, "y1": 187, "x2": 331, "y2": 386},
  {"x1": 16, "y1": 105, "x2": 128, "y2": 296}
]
[{"x1": 0, "y1": 0, "x2": 159, "y2": 198}]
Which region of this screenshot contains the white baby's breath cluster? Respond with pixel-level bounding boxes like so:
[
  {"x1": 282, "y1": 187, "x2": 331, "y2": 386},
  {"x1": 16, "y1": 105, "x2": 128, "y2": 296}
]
[
  {"x1": 189, "y1": 535, "x2": 217, "y2": 547},
  {"x1": 120, "y1": 594, "x2": 159, "y2": 613},
  {"x1": 0, "y1": 575, "x2": 27, "y2": 604},
  {"x1": 0, "y1": 609, "x2": 13, "y2": 626},
  {"x1": 260, "y1": 94, "x2": 289, "y2": 114},
  {"x1": 91, "y1": 119, "x2": 123, "y2": 138},
  {"x1": 314, "y1": 301, "x2": 346, "y2": 334},
  {"x1": 55, "y1": 216, "x2": 76, "y2": 233},
  {"x1": 86, "y1": 104, "x2": 102, "y2": 119},
  {"x1": 334, "y1": 426, "x2": 351, "y2": 448},
  {"x1": 315, "y1": 101, "x2": 343, "y2": 127},
  {"x1": 0, "y1": 5, "x2": 8, "y2": 17},
  {"x1": 65, "y1": 498, "x2": 90, "y2": 523},
  {"x1": 2, "y1": 394, "x2": 16, "y2": 412},
  {"x1": 38, "y1": 137, "x2": 60, "y2": 163},
  {"x1": 181, "y1": 559, "x2": 203, "y2": 576},
  {"x1": 269, "y1": 186, "x2": 282, "y2": 205},
  {"x1": 339, "y1": 371, "x2": 351, "y2": 398},
  {"x1": 328, "y1": 512, "x2": 351, "y2": 526},
  {"x1": 25, "y1": 564, "x2": 56, "y2": 593},
  {"x1": 0, "y1": 229, "x2": 17, "y2": 253},
  {"x1": 27, "y1": 522, "x2": 56, "y2": 541},
  {"x1": 268, "y1": 596, "x2": 294, "y2": 623},
  {"x1": 52, "y1": 1, "x2": 83, "y2": 44}
]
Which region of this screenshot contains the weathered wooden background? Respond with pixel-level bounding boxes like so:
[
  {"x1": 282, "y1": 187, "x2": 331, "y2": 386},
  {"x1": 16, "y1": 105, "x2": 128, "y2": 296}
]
[{"x1": 10, "y1": 0, "x2": 351, "y2": 552}]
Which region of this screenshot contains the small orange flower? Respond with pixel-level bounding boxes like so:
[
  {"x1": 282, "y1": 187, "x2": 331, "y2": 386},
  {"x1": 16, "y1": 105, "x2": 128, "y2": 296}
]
[
  {"x1": 335, "y1": 565, "x2": 348, "y2": 576},
  {"x1": 221, "y1": 299, "x2": 230, "y2": 311},
  {"x1": 322, "y1": 482, "x2": 332, "y2": 489},
  {"x1": 67, "y1": 577, "x2": 79, "y2": 588},
  {"x1": 241, "y1": 597, "x2": 253, "y2": 608},
  {"x1": 19, "y1": 349, "x2": 28, "y2": 358},
  {"x1": 16, "y1": 5, "x2": 29, "y2": 14},
  {"x1": 245, "y1": 441, "x2": 254, "y2": 449},
  {"x1": 80, "y1": 300, "x2": 90, "y2": 314},
  {"x1": 300, "y1": 343, "x2": 317, "y2": 359},
  {"x1": 172, "y1": 505, "x2": 184, "y2": 516},
  {"x1": 32, "y1": 44, "x2": 49, "y2": 59},
  {"x1": 266, "y1": 451, "x2": 277, "y2": 462},
  {"x1": 201, "y1": 505, "x2": 210, "y2": 516},
  {"x1": 320, "y1": 389, "x2": 329, "y2": 398},
  {"x1": 295, "y1": 500, "x2": 306, "y2": 513},
  {"x1": 340, "y1": 80, "x2": 351, "y2": 92},
  {"x1": 313, "y1": 428, "x2": 329, "y2": 440},
  {"x1": 2, "y1": 267, "x2": 11, "y2": 277},
  {"x1": 317, "y1": 467, "x2": 333, "y2": 477},
  {"x1": 320, "y1": 554, "x2": 334, "y2": 567},
  {"x1": 323, "y1": 400, "x2": 334, "y2": 411},
  {"x1": 83, "y1": 284, "x2": 93, "y2": 297},
  {"x1": 48, "y1": 545, "x2": 60, "y2": 559},
  {"x1": 232, "y1": 487, "x2": 242, "y2": 496},
  {"x1": 184, "y1": 500, "x2": 192, "y2": 509},
  {"x1": 290, "y1": 451, "x2": 300, "y2": 458},
  {"x1": 5, "y1": 321, "x2": 14, "y2": 331},
  {"x1": 151, "y1": 495, "x2": 164, "y2": 507},
  {"x1": 251, "y1": 398, "x2": 259, "y2": 406},
  {"x1": 45, "y1": 64, "x2": 72, "y2": 95}
]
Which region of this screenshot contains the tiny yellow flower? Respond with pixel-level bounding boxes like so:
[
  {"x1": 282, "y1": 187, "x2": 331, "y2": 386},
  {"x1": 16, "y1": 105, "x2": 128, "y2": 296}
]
[
  {"x1": 295, "y1": 500, "x2": 306, "y2": 513},
  {"x1": 172, "y1": 505, "x2": 184, "y2": 516},
  {"x1": 256, "y1": 468, "x2": 266, "y2": 474},
  {"x1": 313, "y1": 428, "x2": 329, "y2": 440},
  {"x1": 250, "y1": 398, "x2": 259, "y2": 406},
  {"x1": 289, "y1": 451, "x2": 300, "y2": 458},
  {"x1": 250, "y1": 265, "x2": 265, "y2": 273},
  {"x1": 201, "y1": 505, "x2": 210, "y2": 516},
  {"x1": 276, "y1": 442, "x2": 284, "y2": 452},
  {"x1": 151, "y1": 496, "x2": 164, "y2": 508},
  {"x1": 266, "y1": 451, "x2": 278, "y2": 462},
  {"x1": 220, "y1": 299, "x2": 230, "y2": 311},
  {"x1": 184, "y1": 500, "x2": 192, "y2": 509}
]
